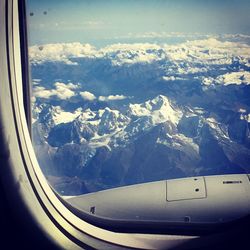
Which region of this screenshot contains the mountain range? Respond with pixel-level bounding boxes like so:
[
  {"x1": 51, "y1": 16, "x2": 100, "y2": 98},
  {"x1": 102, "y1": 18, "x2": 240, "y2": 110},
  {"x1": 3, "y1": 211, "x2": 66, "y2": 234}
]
[{"x1": 31, "y1": 36, "x2": 250, "y2": 195}]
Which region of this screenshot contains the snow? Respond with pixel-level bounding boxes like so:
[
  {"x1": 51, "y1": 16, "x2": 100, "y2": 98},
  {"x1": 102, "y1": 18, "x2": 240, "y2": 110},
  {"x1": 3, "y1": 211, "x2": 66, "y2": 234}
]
[
  {"x1": 128, "y1": 103, "x2": 151, "y2": 117},
  {"x1": 52, "y1": 107, "x2": 82, "y2": 125},
  {"x1": 33, "y1": 94, "x2": 186, "y2": 151},
  {"x1": 162, "y1": 76, "x2": 185, "y2": 81},
  {"x1": 239, "y1": 113, "x2": 250, "y2": 122},
  {"x1": 215, "y1": 71, "x2": 250, "y2": 86},
  {"x1": 238, "y1": 108, "x2": 247, "y2": 113},
  {"x1": 77, "y1": 109, "x2": 96, "y2": 122},
  {"x1": 99, "y1": 107, "x2": 130, "y2": 132},
  {"x1": 89, "y1": 136, "x2": 111, "y2": 150},
  {"x1": 129, "y1": 95, "x2": 182, "y2": 125},
  {"x1": 202, "y1": 77, "x2": 214, "y2": 86},
  {"x1": 156, "y1": 133, "x2": 199, "y2": 155},
  {"x1": 206, "y1": 117, "x2": 218, "y2": 129},
  {"x1": 206, "y1": 117, "x2": 229, "y2": 139}
]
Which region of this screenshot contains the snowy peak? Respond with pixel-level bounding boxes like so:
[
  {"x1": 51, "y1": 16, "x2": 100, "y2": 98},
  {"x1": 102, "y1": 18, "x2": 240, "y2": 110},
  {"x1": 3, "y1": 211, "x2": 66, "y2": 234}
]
[
  {"x1": 76, "y1": 109, "x2": 96, "y2": 123},
  {"x1": 35, "y1": 104, "x2": 82, "y2": 126},
  {"x1": 34, "y1": 95, "x2": 185, "y2": 149},
  {"x1": 145, "y1": 95, "x2": 172, "y2": 111},
  {"x1": 128, "y1": 95, "x2": 182, "y2": 125},
  {"x1": 98, "y1": 107, "x2": 130, "y2": 135}
]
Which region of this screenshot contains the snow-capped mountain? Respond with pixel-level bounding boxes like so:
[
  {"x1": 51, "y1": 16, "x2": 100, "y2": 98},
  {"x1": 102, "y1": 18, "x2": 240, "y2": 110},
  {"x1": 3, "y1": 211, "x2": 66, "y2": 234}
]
[
  {"x1": 30, "y1": 36, "x2": 250, "y2": 195},
  {"x1": 33, "y1": 94, "x2": 250, "y2": 194},
  {"x1": 34, "y1": 95, "x2": 181, "y2": 148}
]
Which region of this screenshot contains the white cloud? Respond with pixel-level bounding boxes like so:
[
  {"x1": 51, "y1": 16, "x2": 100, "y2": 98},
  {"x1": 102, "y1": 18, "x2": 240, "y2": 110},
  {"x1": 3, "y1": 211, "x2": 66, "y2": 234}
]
[
  {"x1": 80, "y1": 91, "x2": 96, "y2": 101},
  {"x1": 29, "y1": 42, "x2": 96, "y2": 64},
  {"x1": 33, "y1": 86, "x2": 55, "y2": 99},
  {"x1": 98, "y1": 95, "x2": 128, "y2": 102},
  {"x1": 66, "y1": 82, "x2": 80, "y2": 89},
  {"x1": 55, "y1": 82, "x2": 79, "y2": 90},
  {"x1": 54, "y1": 82, "x2": 76, "y2": 99},
  {"x1": 33, "y1": 82, "x2": 76, "y2": 100}
]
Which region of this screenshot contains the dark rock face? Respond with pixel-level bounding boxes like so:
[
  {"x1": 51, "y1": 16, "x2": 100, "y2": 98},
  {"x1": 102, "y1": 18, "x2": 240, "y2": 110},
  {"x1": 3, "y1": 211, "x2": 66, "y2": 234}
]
[
  {"x1": 48, "y1": 122, "x2": 80, "y2": 147},
  {"x1": 199, "y1": 124, "x2": 235, "y2": 174},
  {"x1": 178, "y1": 116, "x2": 201, "y2": 138},
  {"x1": 48, "y1": 120, "x2": 96, "y2": 147},
  {"x1": 228, "y1": 117, "x2": 249, "y2": 144},
  {"x1": 53, "y1": 143, "x2": 93, "y2": 177}
]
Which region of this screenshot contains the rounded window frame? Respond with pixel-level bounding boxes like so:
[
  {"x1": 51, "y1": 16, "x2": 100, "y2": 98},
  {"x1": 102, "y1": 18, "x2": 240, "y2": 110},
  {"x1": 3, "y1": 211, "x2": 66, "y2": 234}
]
[{"x1": 1, "y1": 0, "x2": 249, "y2": 249}]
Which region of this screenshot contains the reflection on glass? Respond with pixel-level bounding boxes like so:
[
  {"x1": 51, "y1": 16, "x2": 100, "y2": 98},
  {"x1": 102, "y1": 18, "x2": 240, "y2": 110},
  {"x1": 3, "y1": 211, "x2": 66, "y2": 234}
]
[{"x1": 28, "y1": 0, "x2": 250, "y2": 196}]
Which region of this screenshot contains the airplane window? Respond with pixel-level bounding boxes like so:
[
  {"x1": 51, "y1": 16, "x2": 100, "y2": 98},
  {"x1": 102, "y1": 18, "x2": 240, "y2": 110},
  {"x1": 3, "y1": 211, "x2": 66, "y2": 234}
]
[{"x1": 26, "y1": 0, "x2": 250, "y2": 229}]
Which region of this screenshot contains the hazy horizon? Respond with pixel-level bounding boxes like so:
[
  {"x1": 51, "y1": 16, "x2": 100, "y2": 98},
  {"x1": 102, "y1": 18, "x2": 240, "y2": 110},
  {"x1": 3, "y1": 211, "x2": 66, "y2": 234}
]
[{"x1": 27, "y1": 0, "x2": 250, "y2": 47}]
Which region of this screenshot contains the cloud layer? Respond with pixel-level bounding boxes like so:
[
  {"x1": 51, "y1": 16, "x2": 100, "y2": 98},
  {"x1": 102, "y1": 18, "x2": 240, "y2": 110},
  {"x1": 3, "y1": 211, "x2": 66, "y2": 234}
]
[{"x1": 30, "y1": 36, "x2": 250, "y2": 91}]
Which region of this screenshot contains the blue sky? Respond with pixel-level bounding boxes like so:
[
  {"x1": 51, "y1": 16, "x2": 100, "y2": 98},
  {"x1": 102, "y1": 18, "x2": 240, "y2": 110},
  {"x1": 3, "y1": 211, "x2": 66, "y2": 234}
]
[{"x1": 27, "y1": 0, "x2": 250, "y2": 46}]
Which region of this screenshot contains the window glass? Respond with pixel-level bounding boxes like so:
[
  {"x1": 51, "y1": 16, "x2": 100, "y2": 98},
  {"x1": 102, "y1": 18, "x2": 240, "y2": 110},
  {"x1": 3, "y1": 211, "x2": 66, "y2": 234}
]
[{"x1": 27, "y1": 0, "x2": 250, "y2": 198}]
